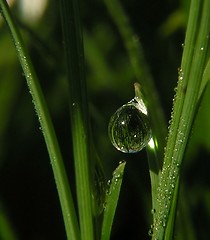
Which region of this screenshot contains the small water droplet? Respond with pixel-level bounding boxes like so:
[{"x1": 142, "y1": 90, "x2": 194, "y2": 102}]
[
  {"x1": 178, "y1": 67, "x2": 184, "y2": 81},
  {"x1": 201, "y1": 47, "x2": 204, "y2": 51},
  {"x1": 108, "y1": 101, "x2": 152, "y2": 153},
  {"x1": 148, "y1": 228, "x2": 153, "y2": 237},
  {"x1": 114, "y1": 178, "x2": 119, "y2": 183},
  {"x1": 119, "y1": 160, "x2": 126, "y2": 165},
  {"x1": 151, "y1": 208, "x2": 156, "y2": 214}
]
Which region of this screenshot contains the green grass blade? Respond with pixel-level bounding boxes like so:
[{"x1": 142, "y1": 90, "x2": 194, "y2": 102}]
[
  {"x1": 59, "y1": 0, "x2": 94, "y2": 239},
  {"x1": 198, "y1": 57, "x2": 210, "y2": 100},
  {"x1": 101, "y1": 161, "x2": 126, "y2": 240},
  {"x1": 0, "y1": 1, "x2": 79, "y2": 239},
  {"x1": 0, "y1": 201, "x2": 18, "y2": 240},
  {"x1": 134, "y1": 83, "x2": 160, "y2": 213},
  {"x1": 146, "y1": 141, "x2": 160, "y2": 218},
  {"x1": 153, "y1": 0, "x2": 210, "y2": 238},
  {"x1": 164, "y1": 176, "x2": 180, "y2": 240}
]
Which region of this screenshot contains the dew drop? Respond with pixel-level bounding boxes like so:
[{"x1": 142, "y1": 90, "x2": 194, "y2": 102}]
[
  {"x1": 151, "y1": 208, "x2": 156, "y2": 214},
  {"x1": 119, "y1": 160, "x2": 126, "y2": 165},
  {"x1": 108, "y1": 100, "x2": 152, "y2": 153},
  {"x1": 148, "y1": 228, "x2": 153, "y2": 237}
]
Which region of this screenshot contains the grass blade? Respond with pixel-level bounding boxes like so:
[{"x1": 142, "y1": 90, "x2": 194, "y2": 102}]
[
  {"x1": 59, "y1": 0, "x2": 94, "y2": 239},
  {"x1": 0, "y1": 201, "x2": 18, "y2": 240},
  {"x1": 0, "y1": 1, "x2": 79, "y2": 239},
  {"x1": 198, "y1": 57, "x2": 210, "y2": 100},
  {"x1": 153, "y1": 0, "x2": 210, "y2": 238},
  {"x1": 164, "y1": 176, "x2": 180, "y2": 239},
  {"x1": 101, "y1": 161, "x2": 126, "y2": 240}
]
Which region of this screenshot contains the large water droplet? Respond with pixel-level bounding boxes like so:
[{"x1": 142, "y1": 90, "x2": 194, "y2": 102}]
[{"x1": 108, "y1": 99, "x2": 152, "y2": 153}]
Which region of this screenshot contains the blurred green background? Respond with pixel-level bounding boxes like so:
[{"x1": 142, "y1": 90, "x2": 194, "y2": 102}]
[{"x1": 0, "y1": 0, "x2": 210, "y2": 239}]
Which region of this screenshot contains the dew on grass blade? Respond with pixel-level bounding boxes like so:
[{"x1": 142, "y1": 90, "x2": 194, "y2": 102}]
[{"x1": 108, "y1": 92, "x2": 152, "y2": 153}]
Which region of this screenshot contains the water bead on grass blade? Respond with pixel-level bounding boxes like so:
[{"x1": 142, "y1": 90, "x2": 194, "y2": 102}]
[{"x1": 108, "y1": 96, "x2": 152, "y2": 153}]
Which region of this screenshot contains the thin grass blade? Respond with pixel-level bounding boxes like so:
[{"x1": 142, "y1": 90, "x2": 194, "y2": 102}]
[
  {"x1": 0, "y1": 1, "x2": 79, "y2": 239},
  {"x1": 198, "y1": 57, "x2": 210, "y2": 100},
  {"x1": 59, "y1": 0, "x2": 94, "y2": 239},
  {"x1": 101, "y1": 161, "x2": 126, "y2": 240}
]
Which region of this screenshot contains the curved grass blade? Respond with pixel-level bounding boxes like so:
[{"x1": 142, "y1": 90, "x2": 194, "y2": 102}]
[
  {"x1": 0, "y1": 1, "x2": 80, "y2": 239},
  {"x1": 101, "y1": 161, "x2": 126, "y2": 240}
]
